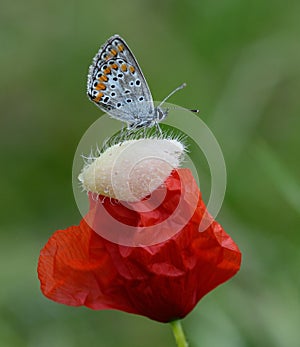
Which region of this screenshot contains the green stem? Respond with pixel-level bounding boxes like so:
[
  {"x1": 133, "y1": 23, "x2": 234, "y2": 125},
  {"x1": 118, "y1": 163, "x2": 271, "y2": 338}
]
[{"x1": 170, "y1": 320, "x2": 189, "y2": 347}]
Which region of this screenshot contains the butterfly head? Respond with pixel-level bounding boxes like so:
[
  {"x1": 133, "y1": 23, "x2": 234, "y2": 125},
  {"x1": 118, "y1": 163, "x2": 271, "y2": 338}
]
[{"x1": 156, "y1": 106, "x2": 168, "y2": 123}]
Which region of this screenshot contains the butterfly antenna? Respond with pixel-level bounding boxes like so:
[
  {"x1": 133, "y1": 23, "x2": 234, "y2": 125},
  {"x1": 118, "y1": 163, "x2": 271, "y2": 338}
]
[
  {"x1": 158, "y1": 83, "x2": 187, "y2": 108},
  {"x1": 158, "y1": 84, "x2": 200, "y2": 113}
]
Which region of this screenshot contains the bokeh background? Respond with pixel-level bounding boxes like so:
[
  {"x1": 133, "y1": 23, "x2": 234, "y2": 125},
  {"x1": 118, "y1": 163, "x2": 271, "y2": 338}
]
[{"x1": 1, "y1": 0, "x2": 300, "y2": 346}]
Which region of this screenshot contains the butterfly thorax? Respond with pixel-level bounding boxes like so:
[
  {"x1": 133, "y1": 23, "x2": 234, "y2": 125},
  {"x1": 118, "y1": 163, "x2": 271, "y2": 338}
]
[{"x1": 127, "y1": 106, "x2": 168, "y2": 130}]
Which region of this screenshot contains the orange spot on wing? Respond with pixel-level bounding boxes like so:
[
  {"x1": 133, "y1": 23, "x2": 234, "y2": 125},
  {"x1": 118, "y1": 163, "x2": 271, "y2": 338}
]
[
  {"x1": 105, "y1": 54, "x2": 112, "y2": 60},
  {"x1": 118, "y1": 44, "x2": 124, "y2": 52},
  {"x1": 121, "y1": 64, "x2": 127, "y2": 72},
  {"x1": 100, "y1": 75, "x2": 108, "y2": 82},
  {"x1": 104, "y1": 67, "x2": 111, "y2": 74},
  {"x1": 96, "y1": 83, "x2": 106, "y2": 90},
  {"x1": 111, "y1": 49, "x2": 117, "y2": 56},
  {"x1": 129, "y1": 66, "x2": 135, "y2": 73},
  {"x1": 111, "y1": 63, "x2": 118, "y2": 70},
  {"x1": 94, "y1": 92, "x2": 103, "y2": 102}
]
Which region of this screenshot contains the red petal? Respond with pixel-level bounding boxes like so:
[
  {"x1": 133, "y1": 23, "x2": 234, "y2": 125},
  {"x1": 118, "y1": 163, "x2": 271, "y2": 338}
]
[{"x1": 38, "y1": 169, "x2": 241, "y2": 322}]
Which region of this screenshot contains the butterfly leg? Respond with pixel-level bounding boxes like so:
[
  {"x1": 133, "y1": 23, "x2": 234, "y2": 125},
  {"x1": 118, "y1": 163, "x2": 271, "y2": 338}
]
[
  {"x1": 143, "y1": 126, "x2": 148, "y2": 137},
  {"x1": 154, "y1": 121, "x2": 162, "y2": 137}
]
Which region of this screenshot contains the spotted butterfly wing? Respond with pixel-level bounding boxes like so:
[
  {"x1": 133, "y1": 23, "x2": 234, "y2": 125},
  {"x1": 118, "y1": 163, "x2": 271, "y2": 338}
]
[{"x1": 87, "y1": 35, "x2": 156, "y2": 128}]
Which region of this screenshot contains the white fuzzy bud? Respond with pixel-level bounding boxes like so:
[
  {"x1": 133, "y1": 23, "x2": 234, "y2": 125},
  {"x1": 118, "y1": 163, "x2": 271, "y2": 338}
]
[{"x1": 78, "y1": 138, "x2": 185, "y2": 202}]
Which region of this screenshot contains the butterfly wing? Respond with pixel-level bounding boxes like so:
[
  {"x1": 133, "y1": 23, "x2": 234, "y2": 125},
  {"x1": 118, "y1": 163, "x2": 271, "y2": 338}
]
[{"x1": 87, "y1": 35, "x2": 156, "y2": 127}]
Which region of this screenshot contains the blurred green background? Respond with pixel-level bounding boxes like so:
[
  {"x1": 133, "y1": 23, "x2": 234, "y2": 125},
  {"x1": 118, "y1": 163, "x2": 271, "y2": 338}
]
[{"x1": 1, "y1": 0, "x2": 300, "y2": 346}]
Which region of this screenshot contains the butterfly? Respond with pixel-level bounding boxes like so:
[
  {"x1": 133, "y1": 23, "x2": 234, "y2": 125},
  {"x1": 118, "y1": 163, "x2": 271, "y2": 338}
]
[{"x1": 87, "y1": 34, "x2": 187, "y2": 130}]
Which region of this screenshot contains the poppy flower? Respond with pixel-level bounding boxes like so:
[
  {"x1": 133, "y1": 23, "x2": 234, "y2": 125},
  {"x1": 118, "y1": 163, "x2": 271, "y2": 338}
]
[{"x1": 38, "y1": 164, "x2": 241, "y2": 323}]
